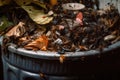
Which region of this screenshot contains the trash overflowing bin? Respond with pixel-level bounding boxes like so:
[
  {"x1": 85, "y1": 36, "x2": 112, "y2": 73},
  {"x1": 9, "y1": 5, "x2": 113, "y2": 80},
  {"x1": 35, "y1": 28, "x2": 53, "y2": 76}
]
[
  {"x1": 1, "y1": 41, "x2": 120, "y2": 80},
  {"x1": 1, "y1": 0, "x2": 120, "y2": 80}
]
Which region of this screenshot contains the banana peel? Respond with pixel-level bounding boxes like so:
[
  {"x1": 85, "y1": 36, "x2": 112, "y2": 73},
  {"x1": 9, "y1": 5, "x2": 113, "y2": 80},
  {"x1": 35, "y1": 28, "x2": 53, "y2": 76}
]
[{"x1": 21, "y1": 5, "x2": 53, "y2": 25}]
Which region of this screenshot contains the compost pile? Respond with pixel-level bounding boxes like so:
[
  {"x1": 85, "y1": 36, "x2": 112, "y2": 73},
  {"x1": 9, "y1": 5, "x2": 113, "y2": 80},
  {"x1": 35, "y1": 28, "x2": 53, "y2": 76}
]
[{"x1": 0, "y1": 0, "x2": 120, "y2": 54}]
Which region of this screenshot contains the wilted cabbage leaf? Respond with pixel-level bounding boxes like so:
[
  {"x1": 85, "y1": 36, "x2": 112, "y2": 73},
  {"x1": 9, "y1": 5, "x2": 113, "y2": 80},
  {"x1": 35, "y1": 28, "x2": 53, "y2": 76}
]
[
  {"x1": 13, "y1": 0, "x2": 32, "y2": 5},
  {"x1": 32, "y1": 0, "x2": 47, "y2": 10},
  {"x1": 21, "y1": 5, "x2": 53, "y2": 25}
]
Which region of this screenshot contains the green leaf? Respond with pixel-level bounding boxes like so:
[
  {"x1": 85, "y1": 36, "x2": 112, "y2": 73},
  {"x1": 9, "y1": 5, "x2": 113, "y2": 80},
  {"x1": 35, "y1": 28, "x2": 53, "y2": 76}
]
[
  {"x1": 13, "y1": 0, "x2": 32, "y2": 6},
  {"x1": 21, "y1": 5, "x2": 53, "y2": 25},
  {"x1": 0, "y1": 16, "x2": 13, "y2": 33},
  {"x1": 32, "y1": 0, "x2": 47, "y2": 10}
]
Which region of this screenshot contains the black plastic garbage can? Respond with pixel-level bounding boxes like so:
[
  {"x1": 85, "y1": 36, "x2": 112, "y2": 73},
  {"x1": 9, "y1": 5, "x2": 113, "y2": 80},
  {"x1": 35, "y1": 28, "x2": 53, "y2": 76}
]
[
  {"x1": 1, "y1": 41, "x2": 120, "y2": 80},
  {"x1": 0, "y1": 45, "x2": 3, "y2": 80}
]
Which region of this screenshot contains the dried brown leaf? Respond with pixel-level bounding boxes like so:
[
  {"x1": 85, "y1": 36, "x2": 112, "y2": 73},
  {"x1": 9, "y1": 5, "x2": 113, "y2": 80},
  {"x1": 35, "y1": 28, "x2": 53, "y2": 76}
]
[
  {"x1": 24, "y1": 35, "x2": 48, "y2": 51},
  {"x1": 5, "y1": 22, "x2": 25, "y2": 37},
  {"x1": 59, "y1": 55, "x2": 65, "y2": 63},
  {"x1": 79, "y1": 45, "x2": 88, "y2": 51}
]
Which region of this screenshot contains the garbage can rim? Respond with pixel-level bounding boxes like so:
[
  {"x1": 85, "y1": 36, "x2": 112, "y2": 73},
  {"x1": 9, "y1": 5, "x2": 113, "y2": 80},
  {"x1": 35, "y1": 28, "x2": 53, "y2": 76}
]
[{"x1": 7, "y1": 41, "x2": 120, "y2": 60}]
